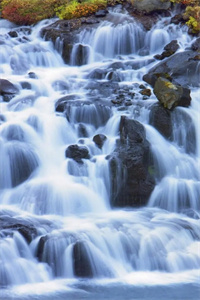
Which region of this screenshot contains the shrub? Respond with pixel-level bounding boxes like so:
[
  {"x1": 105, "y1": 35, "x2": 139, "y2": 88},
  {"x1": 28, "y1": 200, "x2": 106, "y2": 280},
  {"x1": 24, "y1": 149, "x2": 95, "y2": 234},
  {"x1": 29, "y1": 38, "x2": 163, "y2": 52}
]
[
  {"x1": 0, "y1": 0, "x2": 66, "y2": 25},
  {"x1": 55, "y1": 0, "x2": 107, "y2": 20}
]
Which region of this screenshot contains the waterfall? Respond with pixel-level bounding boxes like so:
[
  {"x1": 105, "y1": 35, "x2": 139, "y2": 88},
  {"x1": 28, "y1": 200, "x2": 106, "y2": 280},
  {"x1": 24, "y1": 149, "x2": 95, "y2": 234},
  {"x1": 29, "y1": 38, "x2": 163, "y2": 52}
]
[{"x1": 0, "y1": 7, "x2": 200, "y2": 300}]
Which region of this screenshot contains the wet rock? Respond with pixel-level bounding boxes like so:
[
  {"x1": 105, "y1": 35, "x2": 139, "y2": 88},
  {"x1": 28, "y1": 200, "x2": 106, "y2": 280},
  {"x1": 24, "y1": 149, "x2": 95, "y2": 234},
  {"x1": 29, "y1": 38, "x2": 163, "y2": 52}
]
[
  {"x1": 20, "y1": 81, "x2": 32, "y2": 90},
  {"x1": 109, "y1": 116, "x2": 155, "y2": 208},
  {"x1": 139, "y1": 88, "x2": 151, "y2": 97},
  {"x1": 8, "y1": 31, "x2": 18, "y2": 38},
  {"x1": 93, "y1": 134, "x2": 107, "y2": 149},
  {"x1": 149, "y1": 103, "x2": 172, "y2": 139},
  {"x1": 170, "y1": 14, "x2": 184, "y2": 25},
  {"x1": 73, "y1": 241, "x2": 93, "y2": 278},
  {"x1": 155, "y1": 40, "x2": 180, "y2": 60},
  {"x1": 0, "y1": 216, "x2": 37, "y2": 243},
  {"x1": 78, "y1": 123, "x2": 89, "y2": 137},
  {"x1": 87, "y1": 68, "x2": 107, "y2": 80},
  {"x1": 132, "y1": 0, "x2": 171, "y2": 14},
  {"x1": 0, "y1": 79, "x2": 19, "y2": 96},
  {"x1": 55, "y1": 94, "x2": 79, "y2": 112},
  {"x1": 191, "y1": 37, "x2": 200, "y2": 51},
  {"x1": 143, "y1": 50, "x2": 200, "y2": 88},
  {"x1": 153, "y1": 77, "x2": 191, "y2": 110},
  {"x1": 95, "y1": 9, "x2": 108, "y2": 18},
  {"x1": 65, "y1": 144, "x2": 90, "y2": 163},
  {"x1": 71, "y1": 44, "x2": 90, "y2": 66},
  {"x1": 28, "y1": 72, "x2": 37, "y2": 79}
]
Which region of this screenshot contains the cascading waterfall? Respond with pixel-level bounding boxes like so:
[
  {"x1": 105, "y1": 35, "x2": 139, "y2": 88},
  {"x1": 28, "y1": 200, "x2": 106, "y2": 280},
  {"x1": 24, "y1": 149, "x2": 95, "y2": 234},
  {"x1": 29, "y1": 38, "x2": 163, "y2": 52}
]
[{"x1": 0, "y1": 8, "x2": 200, "y2": 300}]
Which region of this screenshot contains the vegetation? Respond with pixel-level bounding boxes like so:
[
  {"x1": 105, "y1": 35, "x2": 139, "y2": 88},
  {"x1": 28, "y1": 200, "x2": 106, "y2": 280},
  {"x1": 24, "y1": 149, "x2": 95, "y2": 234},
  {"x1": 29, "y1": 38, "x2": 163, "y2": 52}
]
[
  {"x1": 170, "y1": 0, "x2": 200, "y2": 33},
  {"x1": 0, "y1": 0, "x2": 199, "y2": 34}
]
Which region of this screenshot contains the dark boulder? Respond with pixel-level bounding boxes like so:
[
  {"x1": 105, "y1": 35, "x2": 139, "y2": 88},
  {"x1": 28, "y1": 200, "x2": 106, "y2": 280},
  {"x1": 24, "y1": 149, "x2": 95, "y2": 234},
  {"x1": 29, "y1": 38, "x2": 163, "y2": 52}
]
[
  {"x1": 139, "y1": 88, "x2": 151, "y2": 97},
  {"x1": 109, "y1": 116, "x2": 155, "y2": 207},
  {"x1": 149, "y1": 103, "x2": 172, "y2": 139},
  {"x1": 153, "y1": 77, "x2": 191, "y2": 109},
  {"x1": 143, "y1": 50, "x2": 200, "y2": 88},
  {"x1": 93, "y1": 134, "x2": 107, "y2": 149},
  {"x1": 0, "y1": 79, "x2": 19, "y2": 102},
  {"x1": 8, "y1": 31, "x2": 18, "y2": 38},
  {"x1": 71, "y1": 44, "x2": 90, "y2": 66},
  {"x1": 65, "y1": 144, "x2": 90, "y2": 163},
  {"x1": 73, "y1": 241, "x2": 93, "y2": 278},
  {"x1": 155, "y1": 40, "x2": 179, "y2": 60}
]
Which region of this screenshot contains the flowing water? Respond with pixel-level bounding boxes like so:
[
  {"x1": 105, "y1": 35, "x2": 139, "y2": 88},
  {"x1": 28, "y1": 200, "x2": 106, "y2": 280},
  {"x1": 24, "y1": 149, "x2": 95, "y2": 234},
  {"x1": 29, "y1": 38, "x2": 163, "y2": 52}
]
[{"x1": 0, "y1": 8, "x2": 200, "y2": 300}]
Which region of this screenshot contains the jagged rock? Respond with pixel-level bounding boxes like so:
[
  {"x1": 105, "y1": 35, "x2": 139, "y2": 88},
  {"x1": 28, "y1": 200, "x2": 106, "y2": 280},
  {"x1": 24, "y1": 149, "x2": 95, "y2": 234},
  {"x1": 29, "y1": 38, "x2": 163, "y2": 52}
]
[
  {"x1": 65, "y1": 144, "x2": 90, "y2": 163},
  {"x1": 149, "y1": 103, "x2": 172, "y2": 139},
  {"x1": 153, "y1": 77, "x2": 191, "y2": 110},
  {"x1": 143, "y1": 50, "x2": 200, "y2": 88},
  {"x1": 93, "y1": 134, "x2": 107, "y2": 149},
  {"x1": 132, "y1": 0, "x2": 171, "y2": 14},
  {"x1": 109, "y1": 116, "x2": 155, "y2": 207}
]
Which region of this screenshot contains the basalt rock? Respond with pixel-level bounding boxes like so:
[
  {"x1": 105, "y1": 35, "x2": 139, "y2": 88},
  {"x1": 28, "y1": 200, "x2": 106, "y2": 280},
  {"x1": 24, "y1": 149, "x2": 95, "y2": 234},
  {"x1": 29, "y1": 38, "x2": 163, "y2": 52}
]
[{"x1": 109, "y1": 116, "x2": 155, "y2": 208}]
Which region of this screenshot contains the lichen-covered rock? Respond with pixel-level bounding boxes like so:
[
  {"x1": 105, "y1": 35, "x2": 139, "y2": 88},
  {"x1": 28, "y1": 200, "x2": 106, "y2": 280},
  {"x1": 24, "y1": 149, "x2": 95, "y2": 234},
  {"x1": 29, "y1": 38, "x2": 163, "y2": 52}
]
[{"x1": 153, "y1": 77, "x2": 191, "y2": 110}]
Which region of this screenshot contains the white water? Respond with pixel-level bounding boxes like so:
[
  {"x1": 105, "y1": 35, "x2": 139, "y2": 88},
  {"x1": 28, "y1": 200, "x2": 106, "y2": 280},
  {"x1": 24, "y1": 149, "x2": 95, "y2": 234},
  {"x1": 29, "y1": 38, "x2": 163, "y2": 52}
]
[{"x1": 0, "y1": 8, "x2": 200, "y2": 299}]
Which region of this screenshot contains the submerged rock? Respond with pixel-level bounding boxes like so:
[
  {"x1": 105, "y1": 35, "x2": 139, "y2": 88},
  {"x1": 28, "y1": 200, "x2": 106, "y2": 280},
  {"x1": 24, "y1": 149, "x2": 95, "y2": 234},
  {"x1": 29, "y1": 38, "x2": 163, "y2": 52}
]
[{"x1": 109, "y1": 116, "x2": 155, "y2": 208}]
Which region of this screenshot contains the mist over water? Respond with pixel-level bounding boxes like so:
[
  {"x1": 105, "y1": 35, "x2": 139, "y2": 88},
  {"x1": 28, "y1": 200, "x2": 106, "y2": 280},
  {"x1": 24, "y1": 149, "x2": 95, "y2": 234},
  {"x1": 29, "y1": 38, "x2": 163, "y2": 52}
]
[{"x1": 0, "y1": 7, "x2": 200, "y2": 300}]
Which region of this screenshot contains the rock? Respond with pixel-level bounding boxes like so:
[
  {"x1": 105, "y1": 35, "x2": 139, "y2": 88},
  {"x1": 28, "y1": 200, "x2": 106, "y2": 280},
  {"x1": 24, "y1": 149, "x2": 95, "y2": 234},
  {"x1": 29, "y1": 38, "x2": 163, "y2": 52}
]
[
  {"x1": 55, "y1": 94, "x2": 79, "y2": 113},
  {"x1": 109, "y1": 116, "x2": 155, "y2": 208},
  {"x1": 143, "y1": 50, "x2": 200, "y2": 88},
  {"x1": 93, "y1": 134, "x2": 107, "y2": 149},
  {"x1": 78, "y1": 124, "x2": 89, "y2": 137},
  {"x1": 0, "y1": 79, "x2": 19, "y2": 96},
  {"x1": 170, "y1": 14, "x2": 184, "y2": 25},
  {"x1": 65, "y1": 144, "x2": 90, "y2": 163},
  {"x1": 153, "y1": 77, "x2": 191, "y2": 110},
  {"x1": 71, "y1": 44, "x2": 90, "y2": 66},
  {"x1": 155, "y1": 40, "x2": 180, "y2": 60},
  {"x1": 28, "y1": 72, "x2": 37, "y2": 79},
  {"x1": 149, "y1": 103, "x2": 172, "y2": 139},
  {"x1": 132, "y1": 0, "x2": 171, "y2": 14},
  {"x1": 20, "y1": 81, "x2": 32, "y2": 90},
  {"x1": 73, "y1": 241, "x2": 93, "y2": 278},
  {"x1": 139, "y1": 88, "x2": 151, "y2": 97},
  {"x1": 191, "y1": 37, "x2": 200, "y2": 51},
  {"x1": 95, "y1": 9, "x2": 108, "y2": 18},
  {"x1": 0, "y1": 216, "x2": 37, "y2": 243},
  {"x1": 8, "y1": 31, "x2": 18, "y2": 38},
  {"x1": 87, "y1": 68, "x2": 107, "y2": 80}
]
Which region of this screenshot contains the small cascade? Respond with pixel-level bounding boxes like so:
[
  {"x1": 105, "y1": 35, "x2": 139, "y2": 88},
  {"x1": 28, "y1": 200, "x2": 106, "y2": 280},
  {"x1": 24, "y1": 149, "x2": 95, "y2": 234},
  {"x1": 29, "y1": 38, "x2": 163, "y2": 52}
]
[{"x1": 0, "y1": 6, "x2": 200, "y2": 300}]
